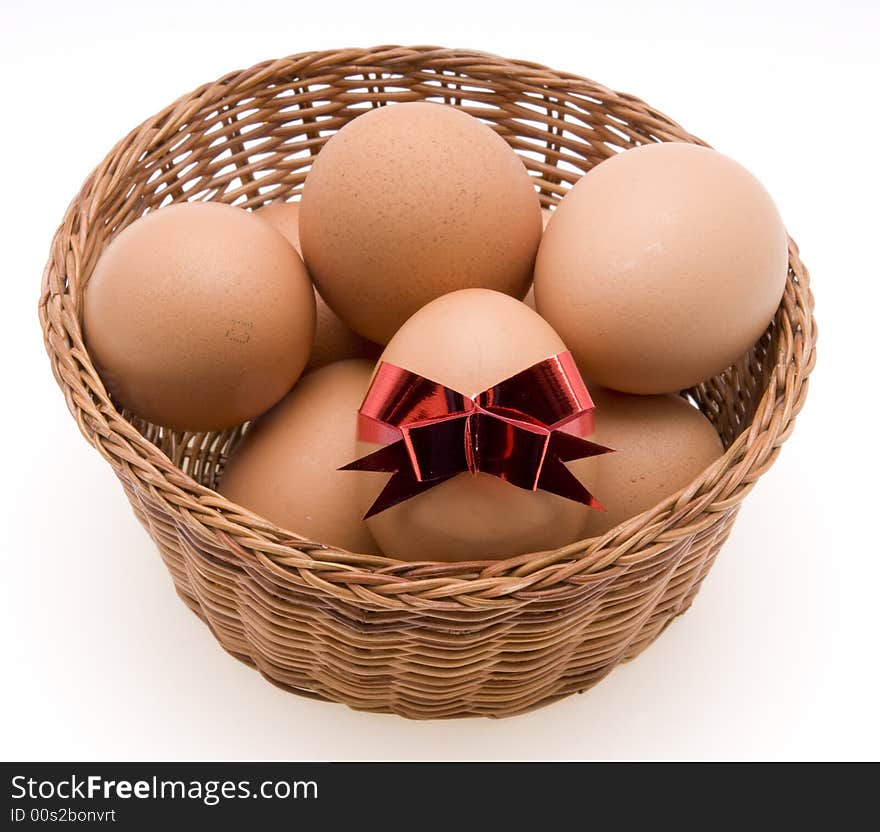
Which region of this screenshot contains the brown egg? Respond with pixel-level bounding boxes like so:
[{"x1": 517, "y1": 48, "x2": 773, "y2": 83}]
[
  {"x1": 256, "y1": 200, "x2": 306, "y2": 256},
  {"x1": 300, "y1": 102, "x2": 542, "y2": 344},
  {"x1": 309, "y1": 294, "x2": 382, "y2": 371},
  {"x1": 572, "y1": 388, "x2": 724, "y2": 536},
  {"x1": 534, "y1": 142, "x2": 789, "y2": 394},
  {"x1": 255, "y1": 200, "x2": 380, "y2": 370},
  {"x1": 356, "y1": 289, "x2": 598, "y2": 562},
  {"x1": 84, "y1": 202, "x2": 315, "y2": 431},
  {"x1": 521, "y1": 209, "x2": 554, "y2": 310},
  {"x1": 220, "y1": 360, "x2": 380, "y2": 554}
]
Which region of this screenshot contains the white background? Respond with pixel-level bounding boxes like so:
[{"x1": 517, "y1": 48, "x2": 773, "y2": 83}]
[{"x1": 1, "y1": 0, "x2": 877, "y2": 761}]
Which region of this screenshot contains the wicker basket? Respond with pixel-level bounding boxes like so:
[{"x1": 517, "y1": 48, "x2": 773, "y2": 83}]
[{"x1": 39, "y1": 45, "x2": 815, "y2": 719}]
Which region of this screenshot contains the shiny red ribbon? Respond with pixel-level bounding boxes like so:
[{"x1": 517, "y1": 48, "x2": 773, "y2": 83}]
[{"x1": 341, "y1": 351, "x2": 613, "y2": 519}]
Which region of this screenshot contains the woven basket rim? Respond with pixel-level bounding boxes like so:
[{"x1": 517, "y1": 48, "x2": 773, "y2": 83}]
[{"x1": 38, "y1": 44, "x2": 816, "y2": 605}]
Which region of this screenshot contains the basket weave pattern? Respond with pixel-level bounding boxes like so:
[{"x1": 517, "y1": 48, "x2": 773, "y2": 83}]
[{"x1": 39, "y1": 46, "x2": 815, "y2": 718}]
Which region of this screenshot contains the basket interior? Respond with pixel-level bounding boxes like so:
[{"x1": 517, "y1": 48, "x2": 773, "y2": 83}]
[{"x1": 69, "y1": 49, "x2": 782, "y2": 495}]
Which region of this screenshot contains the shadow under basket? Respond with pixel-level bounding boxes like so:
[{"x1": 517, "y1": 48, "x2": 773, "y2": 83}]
[{"x1": 39, "y1": 45, "x2": 816, "y2": 719}]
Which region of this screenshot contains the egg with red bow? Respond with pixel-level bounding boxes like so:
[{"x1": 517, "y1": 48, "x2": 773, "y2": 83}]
[{"x1": 346, "y1": 289, "x2": 611, "y2": 562}]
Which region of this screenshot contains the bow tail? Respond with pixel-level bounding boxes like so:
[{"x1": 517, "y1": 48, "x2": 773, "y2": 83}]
[
  {"x1": 362, "y1": 470, "x2": 456, "y2": 519},
  {"x1": 537, "y1": 431, "x2": 615, "y2": 511},
  {"x1": 339, "y1": 439, "x2": 455, "y2": 519},
  {"x1": 338, "y1": 439, "x2": 410, "y2": 474},
  {"x1": 538, "y1": 455, "x2": 606, "y2": 511},
  {"x1": 548, "y1": 429, "x2": 614, "y2": 463}
]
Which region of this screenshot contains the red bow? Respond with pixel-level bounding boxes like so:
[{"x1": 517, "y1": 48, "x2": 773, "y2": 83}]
[{"x1": 341, "y1": 351, "x2": 613, "y2": 519}]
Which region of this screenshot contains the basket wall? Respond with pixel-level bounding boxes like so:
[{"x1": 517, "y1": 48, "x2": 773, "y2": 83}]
[{"x1": 39, "y1": 45, "x2": 816, "y2": 718}]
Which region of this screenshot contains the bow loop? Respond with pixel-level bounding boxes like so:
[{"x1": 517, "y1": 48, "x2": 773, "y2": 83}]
[
  {"x1": 477, "y1": 351, "x2": 596, "y2": 434},
  {"x1": 357, "y1": 362, "x2": 473, "y2": 446}
]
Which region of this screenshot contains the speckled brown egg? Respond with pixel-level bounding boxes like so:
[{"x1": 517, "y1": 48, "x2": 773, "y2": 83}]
[
  {"x1": 255, "y1": 200, "x2": 380, "y2": 370},
  {"x1": 355, "y1": 289, "x2": 598, "y2": 562},
  {"x1": 83, "y1": 201, "x2": 315, "y2": 431},
  {"x1": 220, "y1": 359, "x2": 380, "y2": 553},
  {"x1": 300, "y1": 102, "x2": 542, "y2": 344},
  {"x1": 534, "y1": 142, "x2": 789, "y2": 394},
  {"x1": 571, "y1": 388, "x2": 724, "y2": 537}
]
